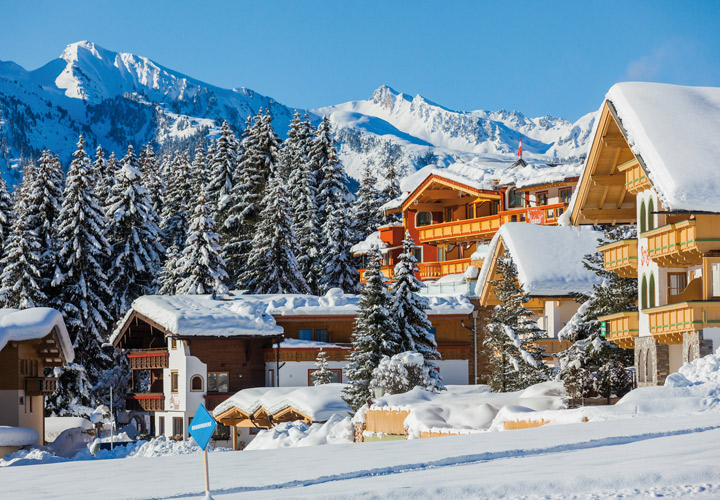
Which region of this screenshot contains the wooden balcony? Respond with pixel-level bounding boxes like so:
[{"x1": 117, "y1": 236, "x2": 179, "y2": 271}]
[
  {"x1": 598, "y1": 239, "x2": 638, "y2": 278},
  {"x1": 532, "y1": 339, "x2": 573, "y2": 357},
  {"x1": 417, "y1": 261, "x2": 442, "y2": 279},
  {"x1": 616, "y1": 158, "x2": 651, "y2": 195},
  {"x1": 359, "y1": 265, "x2": 394, "y2": 283},
  {"x1": 598, "y1": 311, "x2": 639, "y2": 349},
  {"x1": 24, "y1": 377, "x2": 57, "y2": 396},
  {"x1": 127, "y1": 349, "x2": 169, "y2": 370},
  {"x1": 417, "y1": 203, "x2": 568, "y2": 244},
  {"x1": 125, "y1": 393, "x2": 165, "y2": 412},
  {"x1": 647, "y1": 301, "x2": 720, "y2": 344},
  {"x1": 643, "y1": 216, "x2": 720, "y2": 267}
]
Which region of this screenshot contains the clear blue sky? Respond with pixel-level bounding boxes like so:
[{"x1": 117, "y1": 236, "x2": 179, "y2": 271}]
[{"x1": 1, "y1": 0, "x2": 719, "y2": 121}]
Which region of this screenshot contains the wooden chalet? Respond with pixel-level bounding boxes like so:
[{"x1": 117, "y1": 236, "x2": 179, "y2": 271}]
[{"x1": 569, "y1": 82, "x2": 720, "y2": 386}]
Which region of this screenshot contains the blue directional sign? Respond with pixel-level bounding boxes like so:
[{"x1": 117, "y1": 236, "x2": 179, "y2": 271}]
[{"x1": 189, "y1": 404, "x2": 217, "y2": 451}]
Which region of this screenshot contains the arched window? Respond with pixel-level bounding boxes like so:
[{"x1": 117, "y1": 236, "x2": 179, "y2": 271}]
[
  {"x1": 641, "y1": 274, "x2": 648, "y2": 310},
  {"x1": 649, "y1": 273, "x2": 656, "y2": 308},
  {"x1": 647, "y1": 198, "x2": 655, "y2": 231},
  {"x1": 190, "y1": 375, "x2": 204, "y2": 392},
  {"x1": 639, "y1": 200, "x2": 647, "y2": 234},
  {"x1": 416, "y1": 212, "x2": 432, "y2": 227}
]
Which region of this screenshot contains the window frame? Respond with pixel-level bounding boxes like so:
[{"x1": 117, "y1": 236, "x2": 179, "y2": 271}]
[
  {"x1": 667, "y1": 272, "x2": 687, "y2": 297},
  {"x1": 299, "y1": 329, "x2": 312, "y2": 341},
  {"x1": 711, "y1": 262, "x2": 720, "y2": 298},
  {"x1": 208, "y1": 371, "x2": 230, "y2": 393},
  {"x1": 641, "y1": 274, "x2": 648, "y2": 310},
  {"x1": 649, "y1": 273, "x2": 656, "y2": 308},
  {"x1": 559, "y1": 188, "x2": 572, "y2": 204},
  {"x1": 313, "y1": 329, "x2": 329, "y2": 343},
  {"x1": 172, "y1": 417, "x2": 183, "y2": 438},
  {"x1": 640, "y1": 200, "x2": 647, "y2": 234},
  {"x1": 190, "y1": 375, "x2": 204, "y2": 392},
  {"x1": 416, "y1": 211, "x2": 433, "y2": 227},
  {"x1": 535, "y1": 191, "x2": 548, "y2": 207},
  {"x1": 307, "y1": 369, "x2": 342, "y2": 385},
  {"x1": 170, "y1": 370, "x2": 179, "y2": 393},
  {"x1": 158, "y1": 416, "x2": 165, "y2": 437}
]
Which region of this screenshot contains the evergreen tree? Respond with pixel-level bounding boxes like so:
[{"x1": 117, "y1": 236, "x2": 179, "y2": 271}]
[
  {"x1": 312, "y1": 349, "x2": 333, "y2": 386},
  {"x1": 158, "y1": 244, "x2": 183, "y2": 295},
  {"x1": 381, "y1": 158, "x2": 402, "y2": 224},
  {"x1": 208, "y1": 121, "x2": 239, "y2": 212},
  {"x1": 190, "y1": 140, "x2": 209, "y2": 202},
  {"x1": 342, "y1": 247, "x2": 398, "y2": 412},
  {"x1": 52, "y1": 135, "x2": 114, "y2": 414},
  {"x1": 140, "y1": 143, "x2": 164, "y2": 216},
  {"x1": 0, "y1": 172, "x2": 45, "y2": 308},
  {"x1": 389, "y1": 233, "x2": 443, "y2": 388},
  {"x1": 0, "y1": 174, "x2": 13, "y2": 249},
  {"x1": 240, "y1": 172, "x2": 309, "y2": 294},
  {"x1": 557, "y1": 226, "x2": 637, "y2": 403},
  {"x1": 105, "y1": 146, "x2": 164, "y2": 317},
  {"x1": 287, "y1": 114, "x2": 322, "y2": 293},
  {"x1": 175, "y1": 194, "x2": 229, "y2": 295},
  {"x1": 370, "y1": 351, "x2": 443, "y2": 395},
  {"x1": 160, "y1": 152, "x2": 193, "y2": 249},
  {"x1": 92, "y1": 146, "x2": 111, "y2": 207},
  {"x1": 484, "y1": 250, "x2": 548, "y2": 392},
  {"x1": 353, "y1": 163, "x2": 385, "y2": 239}
]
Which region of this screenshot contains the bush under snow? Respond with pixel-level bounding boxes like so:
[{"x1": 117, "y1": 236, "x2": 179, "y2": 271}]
[{"x1": 245, "y1": 414, "x2": 353, "y2": 450}]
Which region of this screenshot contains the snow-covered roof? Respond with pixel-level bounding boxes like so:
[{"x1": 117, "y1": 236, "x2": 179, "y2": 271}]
[
  {"x1": 475, "y1": 223, "x2": 602, "y2": 297},
  {"x1": 213, "y1": 383, "x2": 351, "y2": 422},
  {"x1": 0, "y1": 426, "x2": 39, "y2": 447},
  {"x1": 0, "y1": 308, "x2": 73, "y2": 363},
  {"x1": 607, "y1": 82, "x2": 720, "y2": 212},
  {"x1": 350, "y1": 231, "x2": 389, "y2": 255}
]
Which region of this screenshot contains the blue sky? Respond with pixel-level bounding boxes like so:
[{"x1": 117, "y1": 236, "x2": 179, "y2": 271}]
[{"x1": 1, "y1": 1, "x2": 719, "y2": 121}]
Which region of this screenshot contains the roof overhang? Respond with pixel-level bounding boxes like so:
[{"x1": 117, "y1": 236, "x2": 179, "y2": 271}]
[
  {"x1": 570, "y1": 101, "x2": 643, "y2": 225},
  {"x1": 402, "y1": 174, "x2": 501, "y2": 213}
]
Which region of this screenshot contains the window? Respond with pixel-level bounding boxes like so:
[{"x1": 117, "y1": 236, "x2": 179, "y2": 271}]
[
  {"x1": 536, "y1": 191, "x2": 548, "y2": 206},
  {"x1": 173, "y1": 417, "x2": 183, "y2": 438},
  {"x1": 190, "y1": 375, "x2": 203, "y2": 392},
  {"x1": 467, "y1": 204, "x2": 475, "y2": 219},
  {"x1": 213, "y1": 423, "x2": 230, "y2": 440},
  {"x1": 158, "y1": 416, "x2": 165, "y2": 437},
  {"x1": 267, "y1": 369, "x2": 275, "y2": 387},
  {"x1": 640, "y1": 200, "x2": 647, "y2": 234},
  {"x1": 508, "y1": 189, "x2": 524, "y2": 208},
  {"x1": 171, "y1": 370, "x2": 179, "y2": 393},
  {"x1": 416, "y1": 212, "x2": 432, "y2": 227},
  {"x1": 413, "y1": 247, "x2": 422, "y2": 264},
  {"x1": 382, "y1": 252, "x2": 391, "y2": 266},
  {"x1": 712, "y1": 262, "x2": 720, "y2": 298},
  {"x1": 641, "y1": 275, "x2": 648, "y2": 310},
  {"x1": 647, "y1": 198, "x2": 655, "y2": 231},
  {"x1": 649, "y1": 273, "x2": 656, "y2": 308},
  {"x1": 171, "y1": 337, "x2": 177, "y2": 350},
  {"x1": 438, "y1": 246, "x2": 447, "y2": 262},
  {"x1": 491, "y1": 200, "x2": 500, "y2": 215},
  {"x1": 314, "y1": 329, "x2": 329, "y2": 343},
  {"x1": 559, "y1": 188, "x2": 572, "y2": 204},
  {"x1": 668, "y1": 273, "x2": 687, "y2": 296},
  {"x1": 208, "y1": 372, "x2": 229, "y2": 393},
  {"x1": 307, "y1": 369, "x2": 342, "y2": 385},
  {"x1": 299, "y1": 329, "x2": 312, "y2": 341},
  {"x1": 444, "y1": 207, "x2": 453, "y2": 223}
]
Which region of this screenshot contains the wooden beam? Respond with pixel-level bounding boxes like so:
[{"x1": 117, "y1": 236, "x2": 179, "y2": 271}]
[
  {"x1": 598, "y1": 186, "x2": 609, "y2": 210},
  {"x1": 591, "y1": 175, "x2": 626, "y2": 186},
  {"x1": 602, "y1": 135, "x2": 628, "y2": 148},
  {"x1": 581, "y1": 208, "x2": 637, "y2": 220}
]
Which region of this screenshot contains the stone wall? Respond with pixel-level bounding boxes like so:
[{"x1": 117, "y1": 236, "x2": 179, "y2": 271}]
[{"x1": 635, "y1": 336, "x2": 669, "y2": 387}]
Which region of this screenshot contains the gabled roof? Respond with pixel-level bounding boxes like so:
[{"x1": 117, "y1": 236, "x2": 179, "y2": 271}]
[
  {"x1": 570, "y1": 82, "x2": 720, "y2": 224},
  {"x1": 475, "y1": 223, "x2": 602, "y2": 302},
  {"x1": 0, "y1": 308, "x2": 74, "y2": 364}
]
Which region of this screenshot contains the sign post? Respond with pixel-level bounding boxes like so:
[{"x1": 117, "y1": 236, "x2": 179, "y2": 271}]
[{"x1": 189, "y1": 404, "x2": 217, "y2": 500}]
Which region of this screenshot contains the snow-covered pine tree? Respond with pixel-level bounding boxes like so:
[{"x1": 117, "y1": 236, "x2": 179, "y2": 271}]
[
  {"x1": 287, "y1": 114, "x2": 322, "y2": 293},
  {"x1": 353, "y1": 163, "x2": 385, "y2": 241},
  {"x1": 51, "y1": 135, "x2": 114, "y2": 415},
  {"x1": 484, "y1": 250, "x2": 548, "y2": 392},
  {"x1": 381, "y1": 158, "x2": 402, "y2": 224},
  {"x1": 190, "y1": 140, "x2": 209, "y2": 203},
  {"x1": 240, "y1": 171, "x2": 309, "y2": 294},
  {"x1": 175, "y1": 193, "x2": 229, "y2": 295},
  {"x1": 389, "y1": 232, "x2": 443, "y2": 389},
  {"x1": 92, "y1": 146, "x2": 110, "y2": 207},
  {"x1": 160, "y1": 152, "x2": 193, "y2": 250},
  {"x1": 370, "y1": 351, "x2": 443, "y2": 395},
  {"x1": 105, "y1": 146, "x2": 164, "y2": 318},
  {"x1": 0, "y1": 174, "x2": 13, "y2": 249},
  {"x1": 557, "y1": 226, "x2": 637, "y2": 403},
  {"x1": 158, "y1": 244, "x2": 183, "y2": 295},
  {"x1": 312, "y1": 349, "x2": 333, "y2": 386},
  {"x1": 342, "y1": 247, "x2": 399, "y2": 412},
  {"x1": 313, "y1": 116, "x2": 359, "y2": 293},
  {"x1": 208, "y1": 121, "x2": 239, "y2": 215},
  {"x1": 140, "y1": 143, "x2": 164, "y2": 217},
  {"x1": 22, "y1": 149, "x2": 64, "y2": 301},
  {"x1": 0, "y1": 171, "x2": 46, "y2": 308}
]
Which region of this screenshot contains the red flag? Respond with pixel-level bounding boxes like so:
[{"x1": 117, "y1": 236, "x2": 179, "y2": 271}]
[{"x1": 518, "y1": 139, "x2": 522, "y2": 159}]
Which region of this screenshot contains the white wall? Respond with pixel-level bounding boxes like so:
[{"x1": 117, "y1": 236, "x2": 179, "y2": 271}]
[
  {"x1": 637, "y1": 189, "x2": 660, "y2": 338},
  {"x1": 267, "y1": 361, "x2": 346, "y2": 387},
  {"x1": 668, "y1": 343, "x2": 684, "y2": 375},
  {"x1": 436, "y1": 360, "x2": 468, "y2": 385},
  {"x1": 703, "y1": 327, "x2": 720, "y2": 352},
  {"x1": 542, "y1": 300, "x2": 580, "y2": 338}
]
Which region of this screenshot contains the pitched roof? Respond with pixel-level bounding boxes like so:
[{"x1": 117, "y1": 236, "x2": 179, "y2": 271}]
[{"x1": 0, "y1": 308, "x2": 74, "y2": 363}]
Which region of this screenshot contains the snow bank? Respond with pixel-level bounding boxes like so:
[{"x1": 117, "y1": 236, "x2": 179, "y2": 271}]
[
  {"x1": 350, "y1": 231, "x2": 389, "y2": 255},
  {"x1": 607, "y1": 82, "x2": 720, "y2": 212},
  {"x1": 0, "y1": 308, "x2": 73, "y2": 362},
  {"x1": 244, "y1": 414, "x2": 353, "y2": 450},
  {"x1": 45, "y1": 417, "x2": 92, "y2": 443},
  {"x1": 475, "y1": 223, "x2": 602, "y2": 297},
  {"x1": 275, "y1": 338, "x2": 350, "y2": 350},
  {"x1": 213, "y1": 383, "x2": 351, "y2": 422},
  {"x1": 665, "y1": 347, "x2": 720, "y2": 387},
  {"x1": 0, "y1": 427, "x2": 38, "y2": 447}
]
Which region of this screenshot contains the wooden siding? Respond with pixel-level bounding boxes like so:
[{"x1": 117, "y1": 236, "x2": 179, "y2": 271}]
[
  {"x1": 647, "y1": 301, "x2": 720, "y2": 344},
  {"x1": 644, "y1": 215, "x2": 720, "y2": 268},
  {"x1": 599, "y1": 239, "x2": 638, "y2": 278},
  {"x1": 598, "y1": 311, "x2": 639, "y2": 349},
  {"x1": 125, "y1": 393, "x2": 164, "y2": 412},
  {"x1": 365, "y1": 409, "x2": 410, "y2": 435},
  {"x1": 188, "y1": 337, "x2": 270, "y2": 391},
  {"x1": 127, "y1": 349, "x2": 169, "y2": 370}
]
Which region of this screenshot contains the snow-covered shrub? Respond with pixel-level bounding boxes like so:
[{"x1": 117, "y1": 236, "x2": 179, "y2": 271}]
[{"x1": 370, "y1": 351, "x2": 442, "y2": 395}]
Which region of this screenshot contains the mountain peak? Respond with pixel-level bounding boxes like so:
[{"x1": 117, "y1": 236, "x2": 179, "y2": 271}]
[{"x1": 371, "y1": 85, "x2": 413, "y2": 109}]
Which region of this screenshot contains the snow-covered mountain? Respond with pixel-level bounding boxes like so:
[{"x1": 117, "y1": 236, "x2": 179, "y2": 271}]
[{"x1": 0, "y1": 41, "x2": 595, "y2": 187}]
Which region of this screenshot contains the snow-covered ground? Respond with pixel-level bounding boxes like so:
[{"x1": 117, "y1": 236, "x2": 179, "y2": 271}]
[{"x1": 1, "y1": 413, "x2": 719, "y2": 499}]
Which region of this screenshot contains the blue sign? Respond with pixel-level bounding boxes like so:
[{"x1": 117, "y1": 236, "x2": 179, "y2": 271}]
[{"x1": 189, "y1": 404, "x2": 217, "y2": 451}]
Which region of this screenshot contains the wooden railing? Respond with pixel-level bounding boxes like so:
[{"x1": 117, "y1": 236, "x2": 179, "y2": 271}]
[
  {"x1": 598, "y1": 239, "x2": 637, "y2": 278},
  {"x1": 125, "y1": 393, "x2": 165, "y2": 412},
  {"x1": 127, "y1": 349, "x2": 169, "y2": 370},
  {"x1": 643, "y1": 215, "x2": 720, "y2": 267},
  {"x1": 24, "y1": 377, "x2": 57, "y2": 396},
  {"x1": 598, "y1": 311, "x2": 639, "y2": 349},
  {"x1": 417, "y1": 203, "x2": 568, "y2": 244},
  {"x1": 617, "y1": 159, "x2": 651, "y2": 195},
  {"x1": 417, "y1": 261, "x2": 442, "y2": 278},
  {"x1": 647, "y1": 301, "x2": 720, "y2": 344}
]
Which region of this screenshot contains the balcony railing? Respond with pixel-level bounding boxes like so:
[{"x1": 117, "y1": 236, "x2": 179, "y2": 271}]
[
  {"x1": 24, "y1": 377, "x2": 57, "y2": 396},
  {"x1": 125, "y1": 393, "x2": 165, "y2": 412},
  {"x1": 598, "y1": 311, "x2": 639, "y2": 349},
  {"x1": 616, "y1": 159, "x2": 651, "y2": 195},
  {"x1": 417, "y1": 261, "x2": 442, "y2": 279},
  {"x1": 643, "y1": 216, "x2": 720, "y2": 267},
  {"x1": 598, "y1": 239, "x2": 638, "y2": 278},
  {"x1": 359, "y1": 265, "x2": 394, "y2": 283},
  {"x1": 417, "y1": 203, "x2": 568, "y2": 244},
  {"x1": 127, "y1": 349, "x2": 169, "y2": 370},
  {"x1": 647, "y1": 300, "x2": 720, "y2": 344}
]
